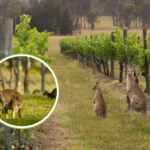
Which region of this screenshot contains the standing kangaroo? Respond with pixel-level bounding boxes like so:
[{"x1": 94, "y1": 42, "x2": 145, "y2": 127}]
[
  {"x1": 92, "y1": 82, "x2": 107, "y2": 118},
  {"x1": 0, "y1": 89, "x2": 23, "y2": 119},
  {"x1": 126, "y1": 67, "x2": 147, "y2": 114}
]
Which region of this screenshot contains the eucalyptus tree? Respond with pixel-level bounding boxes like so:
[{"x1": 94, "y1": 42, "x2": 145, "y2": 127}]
[
  {"x1": 134, "y1": 0, "x2": 150, "y2": 26},
  {"x1": 0, "y1": 1, "x2": 23, "y2": 149},
  {"x1": 0, "y1": 0, "x2": 22, "y2": 56}
]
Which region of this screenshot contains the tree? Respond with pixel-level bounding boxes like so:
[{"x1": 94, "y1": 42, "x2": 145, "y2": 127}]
[
  {"x1": 41, "y1": 63, "x2": 45, "y2": 93},
  {"x1": 13, "y1": 58, "x2": 20, "y2": 90},
  {"x1": 60, "y1": 8, "x2": 73, "y2": 35},
  {"x1": 0, "y1": 0, "x2": 22, "y2": 149},
  {"x1": 0, "y1": 0, "x2": 22, "y2": 56},
  {"x1": 22, "y1": 57, "x2": 30, "y2": 94},
  {"x1": 137, "y1": 0, "x2": 150, "y2": 26},
  {"x1": 87, "y1": 10, "x2": 98, "y2": 30}
]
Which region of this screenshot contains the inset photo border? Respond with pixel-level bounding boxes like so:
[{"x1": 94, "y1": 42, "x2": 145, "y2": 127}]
[{"x1": 0, "y1": 54, "x2": 59, "y2": 129}]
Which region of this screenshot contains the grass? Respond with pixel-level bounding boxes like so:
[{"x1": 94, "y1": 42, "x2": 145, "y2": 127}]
[
  {"x1": 48, "y1": 36, "x2": 150, "y2": 150},
  {"x1": 0, "y1": 95, "x2": 55, "y2": 126}
]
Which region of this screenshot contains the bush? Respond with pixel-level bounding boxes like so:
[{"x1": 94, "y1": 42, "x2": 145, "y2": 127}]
[{"x1": 12, "y1": 15, "x2": 50, "y2": 63}]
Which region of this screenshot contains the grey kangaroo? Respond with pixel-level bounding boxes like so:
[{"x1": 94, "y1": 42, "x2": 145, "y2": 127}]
[
  {"x1": 92, "y1": 82, "x2": 107, "y2": 118},
  {"x1": 126, "y1": 67, "x2": 147, "y2": 114}
]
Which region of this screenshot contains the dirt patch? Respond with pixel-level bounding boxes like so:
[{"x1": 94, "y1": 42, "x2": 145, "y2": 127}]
[
  {"x1": 36, "y1": 115, "x2": 69, "y2": 150},
  {"x1": 38, "y1": 36, "x2": 128, "y2": 150}
]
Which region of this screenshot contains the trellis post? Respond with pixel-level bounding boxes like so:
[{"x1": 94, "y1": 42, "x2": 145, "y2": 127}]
[{"x1": 143, "y1": 27, "x2": 150, "y2": 94}]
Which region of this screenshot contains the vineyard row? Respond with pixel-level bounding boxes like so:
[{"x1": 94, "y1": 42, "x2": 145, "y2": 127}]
[{"x1": 60, "y1": 28, "x2": 150, "y2": 94}]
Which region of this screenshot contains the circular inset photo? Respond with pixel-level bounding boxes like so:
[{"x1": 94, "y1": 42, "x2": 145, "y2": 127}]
[{"x1": 0, "y1": 54, "x2": 59, "y2": 129}]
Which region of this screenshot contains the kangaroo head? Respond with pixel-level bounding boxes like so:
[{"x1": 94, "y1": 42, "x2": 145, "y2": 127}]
[
  {"x1": 0, "y1": 91, "x2": 8, "y2": 114},
  {"x1": 131, "y1": 96, "x2": 144, "y2": 111},
  {"x1": 93, "y1": 81, "x2": 103, "y2": 94},
  {"x1": 0, "y1": 91, "x2": 11, "y2": 109},
  {"x1": 93, "y1": 82, "x2": 100, "y2": 90},
  {"x1": 127, "y1": 66, "x2": 139, "y2": 90}
]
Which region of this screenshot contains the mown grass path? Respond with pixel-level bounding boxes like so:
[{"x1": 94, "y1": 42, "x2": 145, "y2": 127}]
[{"x1": 36, "y1": 36, "x2": 150, "y2": 150}]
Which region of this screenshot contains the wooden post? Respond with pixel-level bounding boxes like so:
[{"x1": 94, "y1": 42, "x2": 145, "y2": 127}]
[
  {"x1": 123, "y1": 27, "x2": 128, "y2": 78},
  {"x1": 110, "y1": 32, "x2": 115, "y2": 78},
  {"x1": 41, "y1": 63, "x2": 45, "y2": 93},
  {"x1": 143, "y1": 27, "x2": 150, "y2": 93},
  {"x1": 14, "y1": 58, "x2": 20, "y2": 91},
  {"x1": 119, "y1": 28, "x2": 128, "y2": 82},
  {"x1": 123, "y1": 27, "x2": 128, "y2": 43},
  {"x1": 143, "y1": 27, "x2": 147, "y2": 49},
  {"x1": 119, "y1": 62, "x2": 124, "y2": 82},
  {"x1": 8, "y1": 59, "x2": 13, "y2": 88},
  {"x1": 24, "y1": 58, "x2": 29, "y2": 94}
]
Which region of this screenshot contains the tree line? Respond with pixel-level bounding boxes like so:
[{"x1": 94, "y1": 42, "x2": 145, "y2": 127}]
[
  {"x1": 1, "y1": 0, "x2": 150, "y2": 45},
  {"x1": 28, "y1": 0, "x2": 150, "y2": 33}
]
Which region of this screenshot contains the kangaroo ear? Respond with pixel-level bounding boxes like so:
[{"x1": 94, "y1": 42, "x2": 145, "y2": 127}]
[
  {"x1": 12, "y1": 95, "x2": 18, "y2": 100},
  {"x1": 128, "y1": 64, "x2": 133, "y2": 70},
  {"x1": 93, "y1": 85, "x2": 96, "y2": 90},
  {"x1": 127, "y1": 66, "x2": 132, "y2": 73},
  {"x1": 134, "y1": 72, "x2": 137, "y2": 77},
  {"x1": 93, "y1": 82, "x2": 98, "y2": 90},
  {"x1": 96, "y1": 81, "x2": 100, "y2": 85},
  {"x1": 136, "y1": 71, "x2": 140, "y2": 77}
]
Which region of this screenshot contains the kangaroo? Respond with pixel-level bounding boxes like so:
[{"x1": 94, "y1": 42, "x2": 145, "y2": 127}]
[
  {"x1": 43, "y1": 88, "x2": 57, "y2": 99},
  {"x1": 92, "y1": 82, "x2": 107, "y2": 118},
  {"x1": 0, "y1": 89, "x2": 23, "y2": 119},
  {"x1": 126, "y1": 67, "x2": 147, "y2": 114}
]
